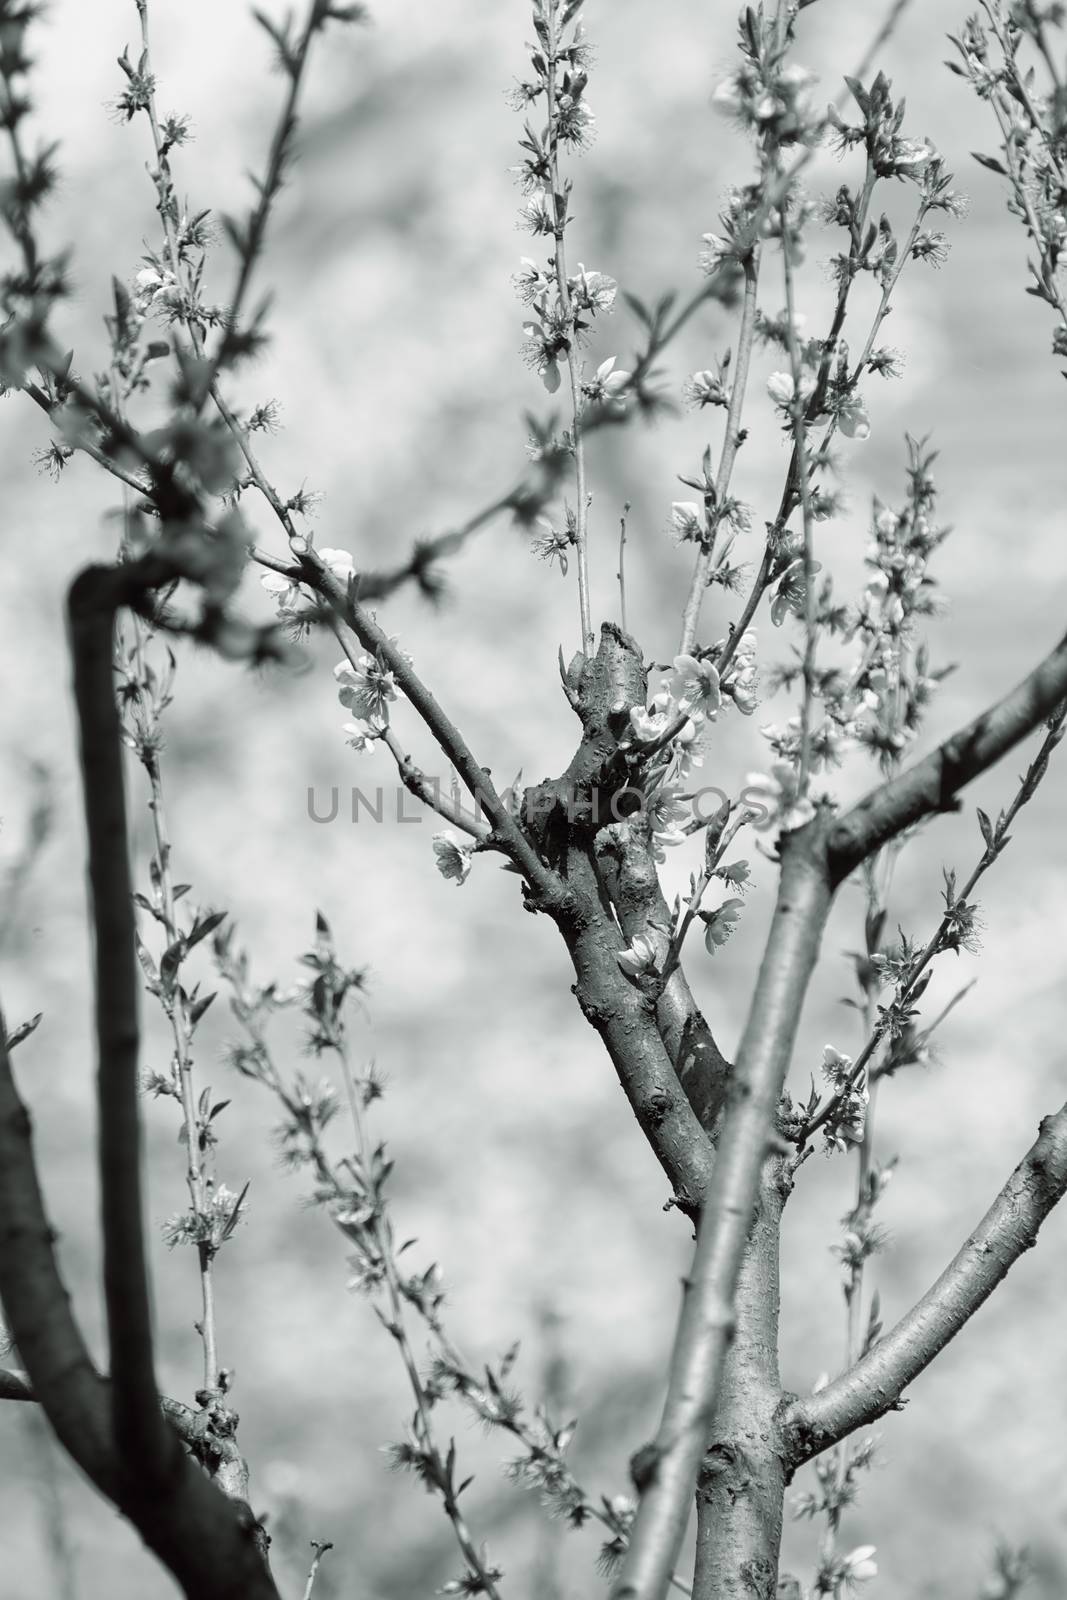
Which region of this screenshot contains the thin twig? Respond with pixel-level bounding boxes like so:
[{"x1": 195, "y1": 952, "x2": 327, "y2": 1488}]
[
  {"x1": 301, "y1": 1540, "x2": 334, "y2": 1600},
  {"x1": 546, "y1": 0, "x2": 593, "y2": 654},
  {"x1": 780, "y1": 218, "x2": 818, "y2": 795},
  {"x1": 802, "y1": 705, "x2": 1067, "y2": 1145},
  {"x1": 618, "y1": 502, "x2": 630, "y2": 635},
  {"x1": 129, "y1": 625, "x2": 221, "y2": 1393},
  {"x1": 330, "y1": 623, "x2": 490, "y2": 840},
  {"x1": 296, "y1": 540, "x2": 566, "y2": 904},
  {"x1": 678, "y1": 247, "x2": 762, "y2": 656}
]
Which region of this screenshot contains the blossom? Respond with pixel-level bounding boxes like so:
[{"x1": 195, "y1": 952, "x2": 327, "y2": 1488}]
[
  {"x1": 911, "y1": 229, "x2": 950, "y2": 268},
  {"x1": 582, "y1": 356, "x2": 630, "y2": 406},
  {"x1": 821, "y1": 1044, "x2": 853, "y2": 1085},
  {"x1": 711, "y1": 75, "x2": 744, "y2": 115},
  {"x1": 629, "y1": 704, "x2": 671, "y2": 743},
  {"x1": 842, "y1": 1545, "x2": 878, "y2": 1584},
  {"x1": 770, "y1": 557, "x2": 820, "y2": 627},
  {"x1": 820, "y1": 1045, "x2": 870, "y2": 1153},
  {"x1": 629, "y1": 688, "x2": 700, "y2": 753},
  {"x1": 868, "y1": 345, "x2": 902, "y2": 379},
  {"x1": 518, "y1": 194, "x2": 555, "y2": 235},
  {"x1": 778, "y1": 63, "x2": 816, "y2": 91},
  {"x1": 836, "y1": 392, "x2": 871, "y2": 440},
  {"x1": 572, "y1": 265, "x2": 618, "y2": 314},
  {"x1": 342, "y1": 720, "x2": 379, "y2": 753},
  {"x1": 698, "y1": 231, "x2": 732, "y2": 274},
  {"x1": 669, "y1": 654, "x2": 721, "y2": 719},
  {"x1": 648, "y1": 784, "x2": 689, "y2": 859},
  {"x1": 432, "y1": 831, "x2": 473, "y2": 886},
  {"x1": 703, "y1": 898, "x2": 744, "y2": 953},
  {"x1": 162, "y1": 1184, "x2": 247, "y2": 1249},
  {"x1": 513, "y1": 257, "x2": 546, "y2": 303},
  {"x1": 767, "y1": 370, "x2": 815, "y2": 410},
  {"x1": 891, "y1": 137, "x2": 934, "y2": 169},
  {"x1": 670, "y1": 502, "x2": 704, "y2": 542},
  {"x1": 531, "y1": 518, "x2": 571, "y2": 572},
  {"x1": 134, "y1": 263, "x2": 179, "y2": 312},
  {"x1": 261, "y1": 569, "x2": 303, "y2": 620},
  {"x1": 617, "y1": 933, "x2": 656, "y2": 980},
  {"x1": 722, "y1": 630, "x2": 760, "y2": 715},
  {"x1": 683, "y1": 368, "x2": 731, "y2": 409},
  {"x1": 335, "y1": 654, "x2": 401, "y2": 723},
  {"x1": 319, "y1": 547, "x2": 356, "y2": 581},
  {"x1": 744, "y1": 763, "x2": 815, "y2": 835}
]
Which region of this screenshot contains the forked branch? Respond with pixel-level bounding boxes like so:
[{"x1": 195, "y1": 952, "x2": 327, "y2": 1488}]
[{"x1": 783, "y1": 1098, "x2": 1067, "y2": 1467}]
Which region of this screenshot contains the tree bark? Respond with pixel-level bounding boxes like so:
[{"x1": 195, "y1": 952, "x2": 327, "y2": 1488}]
[{"x1": 693, "y1": 1162, "x2": 789, "y2": 1600}]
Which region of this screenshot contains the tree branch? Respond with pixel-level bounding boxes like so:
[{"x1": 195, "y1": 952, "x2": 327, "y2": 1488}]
[
  {"x1": 68, "y1": 564, "x2": 171, "y2": 1477},
  {"x1": 521, "y1": 622, "x2": 734, "y2": 1147},
  {"x1": 829, "y1": 634, "x2": 1067, "y2": 882},
  {"x1": 613, "y1": 826, "x2": 834, "y2": 1600},
  {"x1": 562, "y1": 849, "x2": 714, "y2": 1212},
  {"x1": 782, "y1": 1099, "x2": 1067, "y2": 1470},
  {"x1": 0, "y1": 1016, "x2": 117, "y2": 1489},
  {"x1": 0, "y1": 1012, "x2": 282, "y2": 1597},
  {"x1": 293, "y1": 538, "x2": 567, "y2": 906},
  {"x1": 692, "y1": 1165, "x2": 789, "y2": 1600}
]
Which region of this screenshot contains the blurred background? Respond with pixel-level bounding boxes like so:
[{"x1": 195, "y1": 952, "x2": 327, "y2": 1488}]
[{"x1": 1, "y1": 0, "x2": 1065, "y2": 1595}]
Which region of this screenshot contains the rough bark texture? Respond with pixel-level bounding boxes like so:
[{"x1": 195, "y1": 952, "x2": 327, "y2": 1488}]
[
  {"x1": 613, "y1": 831, "x2": 832, "y2": 1600},
  {"x1": 693, "y1": 1163, "x2": 790, "y2": 1600},
  {"x1": 563, "y1": 847, "x2": 715, "y2": 1207},
  {"x1": 520, "y1": 624, "x2": 734, "y2": 1207}
]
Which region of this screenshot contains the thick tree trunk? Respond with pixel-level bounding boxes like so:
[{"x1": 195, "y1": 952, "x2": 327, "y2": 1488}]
[{"x1": 692, "y1": 1160, "x2": 789, "y2": 1599}]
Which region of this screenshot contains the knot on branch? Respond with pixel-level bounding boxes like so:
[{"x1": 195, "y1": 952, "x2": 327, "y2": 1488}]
[
  {"x1": 697, "y1": 1439, "x2": 752, "y2": 1505},
  {"x1": 522, "y1": 623, "x2": 647, "y2": 862}
]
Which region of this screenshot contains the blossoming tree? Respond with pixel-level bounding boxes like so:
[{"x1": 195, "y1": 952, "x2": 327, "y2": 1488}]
[{"x1": 0, "y1": 1, "x2": 1065, "y2": 1597}]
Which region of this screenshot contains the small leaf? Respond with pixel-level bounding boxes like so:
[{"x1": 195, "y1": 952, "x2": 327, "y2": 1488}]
[
  {"x1": 189, "y1": 991, "x2": 217, "y2": 1028},
  {"x1": 970, "y1": 150, "x2": 1008, "y2": 175},
  {"x1": 5, "y1": 1013, "x2": 42, "y2": 1052},
  {"x1": 135, "y1": 932, "x2": 162, "y2": 997},
  {"x1": 187, "y1": 910, "x2": 227, "y2": 951},
  {"x1": 160, "y1": 938, "x2": 186, "y2": 992},
  {"x1": 220, "y1": 1180, "x2": 250, "y2": 1243}
]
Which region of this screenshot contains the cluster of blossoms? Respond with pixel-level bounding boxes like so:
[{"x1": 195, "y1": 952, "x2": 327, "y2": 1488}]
[
  {"x1": 817, "y1": 1045, "x2": 869, "y2": 1156},
  {"x1": 778, "y1": 1044, "x2": 871, "y2": 1161},
  {"x1": 132, "y1": 229, "x2": 227, "y2": 335},
  {"x1": 516, "y1": 259, "x2": 625, "y2": 395},
  {"x1": 792, "y1": 1433, "x2": 880, "y2": 1575},
  {"x1": 712, "y1": 9, "x2": 822, "y2": 147},
  {"x1": 755, "y1": 438, "x2": 949, "y2": 835},
  {"x1": 671, "y1": 475, "x2": 753, "y2": 569},
  {"x1": 262, "y1": 549, "x2": 412, "y2": 756},
  {"x1": 840, "y1": 437, "x2": 947, "y2": 770},
  {"x1": 949, "y1": 5, "x2": 1067, "y2": 351},
  {"x1": 834, "y1": 1157, "x2": 896, "y2": 1289},
  {"x1": 767, "y1": 362, "x2": 870, "y2": 442},
  {"x1": 260, "y1": 545, "x2": 355, "y2": 624},
  {"x1": 260, "y1": 545, "x2": 422, "y2": 762},
  {"x1": 162, "y1": 1182, "x2": 247, "y2": 1251},
  {"x1": 509, "y1": 4, "x2": 630, "y2": 403},
  {"x1": 625, "y1": 638, "x2": 759, "y2": 786}
]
